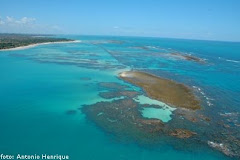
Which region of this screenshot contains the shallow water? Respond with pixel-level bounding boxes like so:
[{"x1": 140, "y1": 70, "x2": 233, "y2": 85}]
[
  {"x1": 134, "y1": 95, "x2": 175, "y2": 122},
  {"x1": 0, "y1": 35, "x2": 239, "y2": 160},
  {"x1": 141, "y1": 107, "x2": 173, "y2": 123}
]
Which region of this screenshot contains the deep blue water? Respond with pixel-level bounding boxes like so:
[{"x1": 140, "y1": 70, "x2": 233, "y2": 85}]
[{"x1": 0, "y1": 35, "x2": 239, "y2": 160}]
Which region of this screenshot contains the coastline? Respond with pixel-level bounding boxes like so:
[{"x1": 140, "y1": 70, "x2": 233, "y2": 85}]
[{"x1": 0, "y1": 40, "x2": 81, "y2": 51}]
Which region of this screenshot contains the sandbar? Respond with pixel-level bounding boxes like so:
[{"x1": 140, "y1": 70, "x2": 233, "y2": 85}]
[{"x1": 119, "y1": 71, "x2": 200, "y2": 110}]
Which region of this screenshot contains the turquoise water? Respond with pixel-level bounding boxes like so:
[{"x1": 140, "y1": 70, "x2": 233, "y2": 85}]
[
  {"x1": 134, "y1": 95, "x2": 175, "y2": 122},
  {"x1": 0, "y1": 35, "x2": 239, "y2": 160},
  {"x1": 141, "y1": 107, "x2": 173, "y2": 123}
]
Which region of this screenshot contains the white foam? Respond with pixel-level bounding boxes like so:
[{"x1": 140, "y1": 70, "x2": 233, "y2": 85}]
[{"x1": 226, "y1": 59, "x2": 240, "y2": 63}]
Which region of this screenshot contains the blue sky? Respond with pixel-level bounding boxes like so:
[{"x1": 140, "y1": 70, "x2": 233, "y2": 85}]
[{"x1": 0, "y1": 0, "x2": 240, "y2": 41}]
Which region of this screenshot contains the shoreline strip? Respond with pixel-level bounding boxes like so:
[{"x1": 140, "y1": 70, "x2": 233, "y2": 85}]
[{"x1": 0, "y1": 40, "x2": 81, "y2": 51}]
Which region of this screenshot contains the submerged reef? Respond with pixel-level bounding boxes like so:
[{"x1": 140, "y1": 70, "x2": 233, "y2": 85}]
[
  {"x1": 99, "y1": 91, "x2": 139, "y2": 99},
  {"x1": 82, "y1": 78, "x2": 198, "y2": 143},
  {"x1": 66, "y1": 109, "x2": 77, "y2": 115},
  {"x1": 98, "y1": 82, "x2": 129, "y2": 90},
  {"x1": 170, "y1": 53, "x2": 205, "y2": 63},
  {"x1": 82, "y1": 98, "x2": 199, "y2": 144},
  {"x1": 82, "y1": 72, "x2": 239, "y2": 158},
  {"x1": 170, "y1": 129, "x2": 196, "y2": 138},
  {"x1": 119, "y1": 71, "x2": 200, "y2": 110},
  {"x1": 82, "y1": 98, "x2": 165, "y2": 143},
  {"x1": 80, "y1": 77, "x2": 91, "y2": 81}
]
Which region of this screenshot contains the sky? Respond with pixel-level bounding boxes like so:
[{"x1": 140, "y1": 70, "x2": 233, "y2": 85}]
[{"x1": 0, "y1": 0, "x2": 240, "y2": 41}]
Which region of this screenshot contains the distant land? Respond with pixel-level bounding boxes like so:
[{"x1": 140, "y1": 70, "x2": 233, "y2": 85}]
[{"x1": 0, "y1": 33, "x2": 75, "y2": 50}]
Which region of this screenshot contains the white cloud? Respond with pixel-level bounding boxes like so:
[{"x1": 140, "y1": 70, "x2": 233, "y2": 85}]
[
  {"x1": 6, "y1": 16, "x2": 14, "y2": 23},
  {"x1": 0, "y1": 16, "x2": 63, "y2": 34},
  {"x1": 17, "y1": 17, "x2": 36, "y2": 24},
  {"x1": 0, "y1": 17, "x2": 5, "y2": 25},
  {"x1": 5, "y1": 16, "x2": 36, "y2": 26}
]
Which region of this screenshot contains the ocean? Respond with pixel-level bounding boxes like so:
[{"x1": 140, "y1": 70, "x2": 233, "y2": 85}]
[{"x1": 0, "y1": 35, "x2": 239, "y2": 160}]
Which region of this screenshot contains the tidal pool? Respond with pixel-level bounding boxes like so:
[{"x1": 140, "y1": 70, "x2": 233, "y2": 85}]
[
  {"x1": 134, "y1": 95, "x2": 176, "y2": 122},
  {"x1": 141, "y1": 107, "x2": 173, "y2": 123}
]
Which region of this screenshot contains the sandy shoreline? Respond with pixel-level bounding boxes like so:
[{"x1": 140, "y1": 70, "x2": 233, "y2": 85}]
[{"x1": 0, "y1": 40, "x2": 81, "y2": 51}]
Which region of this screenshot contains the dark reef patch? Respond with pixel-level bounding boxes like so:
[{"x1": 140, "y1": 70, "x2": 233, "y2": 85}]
[
  {"x1": 82, "y1": 95, "x2": 240, "y2": 158},
  {"x1": 66, "y1": 109, "x2": 77, "y2": 115},
  {"x1": 80, "y1": 77, "x2": 91, "y2": 81},
  {"x1": 170, "y1": 53, "x2": 206, "y2": 64},
  {"x1": 107, "y1": 40, "x2": 125, "y2": 44},
  {"x1": 82, "y1": 97, "x2": 200, "y2": 143},
  {"x1": 82, "y1": 98, "x2": 166, "y2": 144},
  {"x1": 98, "y1": 82, "x2": 129, "y2": 90},
  {"x1": 99, "y1": 90, "x2": 140, "y2": 99},
  {"x1": 170, "y1": 129, "x2": 197, "y2": 138}
]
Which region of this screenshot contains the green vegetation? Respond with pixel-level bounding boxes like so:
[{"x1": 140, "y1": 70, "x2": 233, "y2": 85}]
[{"x1": 0, "y1": 33, "x2": 73, "y2": 50}]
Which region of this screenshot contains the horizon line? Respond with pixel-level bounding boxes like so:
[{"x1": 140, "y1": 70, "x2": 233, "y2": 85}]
[{"x1": 1, "y1": 32, "x2": 240, "y2": 43}]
